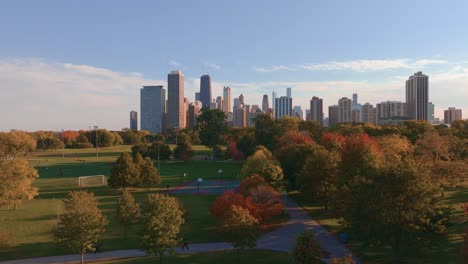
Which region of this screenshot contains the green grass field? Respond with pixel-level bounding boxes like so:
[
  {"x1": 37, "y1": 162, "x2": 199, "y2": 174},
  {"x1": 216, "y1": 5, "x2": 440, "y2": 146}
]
[
  {"x1": 291, "y1": 183, "x2": 467, "y2": 264},
  {"x1": 0, "y1": 145, "x2": 243, "y2": 261},
  {"x1": 96, "y1": 250, "x2": 293, "y2": 264}
]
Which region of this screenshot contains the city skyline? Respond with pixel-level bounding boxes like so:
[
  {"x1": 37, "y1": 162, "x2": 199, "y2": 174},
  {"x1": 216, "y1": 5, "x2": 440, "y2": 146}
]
[{"x1": 1, "y1": 1, "x2": 468, "y2": 130}]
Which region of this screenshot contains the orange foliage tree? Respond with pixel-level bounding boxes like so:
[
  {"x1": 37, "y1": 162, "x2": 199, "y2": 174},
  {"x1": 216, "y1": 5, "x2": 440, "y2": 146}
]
[
  {"x1": 210, "y1": 191, "x2": 246, "y2": 221},
  {"x1": 227, "y1": 139, "x2": 244, "y2": 160},
  {"x1": 239, "y1": 174, "x2": 265, "y2": 197},
  {"x1": 341, "y1": 133, "x2": 383, "y2": 179},
  {"x1": 245, "y1": 185, "x2": 284, "y2": 223},
  {"x1": 321, "y1": 132, "x2": 346, "y2": 151},
  {"x1": 60, "y1": 130, "x2": 80, "y2": 146}
]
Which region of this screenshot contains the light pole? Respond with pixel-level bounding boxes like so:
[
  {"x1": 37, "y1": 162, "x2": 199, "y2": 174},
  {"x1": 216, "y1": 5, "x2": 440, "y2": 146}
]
[{"x1": 157, "y1": 143, "x2": 160, "y2": 170}]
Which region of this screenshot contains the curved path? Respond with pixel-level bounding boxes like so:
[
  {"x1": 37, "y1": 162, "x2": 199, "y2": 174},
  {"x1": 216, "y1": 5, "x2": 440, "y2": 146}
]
[{"x1": 0, "y1": 197, "x2": 358, "y2": 264}]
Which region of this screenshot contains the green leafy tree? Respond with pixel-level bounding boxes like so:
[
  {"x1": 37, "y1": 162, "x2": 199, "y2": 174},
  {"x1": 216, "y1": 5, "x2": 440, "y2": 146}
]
[
  {"x1": 132, "y1": 144, "x2": 149, "y2": 158},
  {"x1": 54, "y1": 191, "x2": 108, "y2": 264},
  {"x1": 173, "y1": 133, "x2": 194, "y2": 161},
  {"x1": 241, "y1": 146, "x2": 284, "y2": 191},
  {"x1": 220, "y1": 205, "x2": 260, "y2": 255},
  {"x1": 198, "y1": 109, "x2": 229, "y2": 159},
  {"x1": 115, "y1": 190, "x2": 141, "y2": 239},
  {"x1": 37, "y1": 137, "x2": 65, "y2": 150},
  {"x1": 140, "y1": 158, "x2": 161, "y2": 189},
  {"x1": 0, "y1": 159, "x2": 39, "y2": 210},
  {"x1": 0, "y1": 131, "x2": 36, "y2": 159},
  {"x1": 291, "y1": 231, "x2": 322, "y2": 264},
  {"x1": 133, "y1": 152, "x2": 145, "y2": 169},
  {"x1": 141, "y1": 193, "x2": 185, "y2": 263},
  {"x1": 148, "y1": 142, "x2": 172, "y2": 160},
  {"x1": 109, "y1": 153, "x2": 140, "y2": 189},
  {"x1": 254, "y1": 114, "x2": 279, "y2": 150}
]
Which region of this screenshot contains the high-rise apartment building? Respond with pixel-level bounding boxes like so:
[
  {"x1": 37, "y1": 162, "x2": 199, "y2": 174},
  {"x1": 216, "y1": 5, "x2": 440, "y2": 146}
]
[
  {"x1": 309, "y1": 96, "x2": 323, "y2": 125},
  {"x1": 199, "y1": 75, "x2": 212, "y2": 109},
  {"x1": 376, "y1": 101, "x2": 406, "y2": 124},
  {"x1": 223, "y1": 87, "x2": 231, "y2": 113},
  {"x1": 167, "y1": 70, "x2": 185, "y2": 129},
  {"x1": 338, "y1": 97, "x2": 352, "y2": 123},
  {"x1": 361, "y1": 103, "x2": 376, "y2": 124},
  {"x1": 287, "y1": 87, "x2": 292, "y2": 98},
  {"x1": 140, "y1": 85, "x2": 165, "y2": 134},
  {"x1": 195, "y1": 92, "x2": 200, "y2": 102},
  {"x1": 428, "y1": 102, "x2": 435, "y2": 121},
  {"x1": 444, "y1": 107, "x2": 462, "y2": 124},
  {"x1": 272, "y1": 92, "x2": 277, "y2": 113},
  {"x1": 275, "y1": 96, "x2": 292, "y2": 119},
  {"x1": 406, "y1": 71, "x2": 429, "y2": 121},
  {"x1": 216, "y1": 96, "x2": 223, "y2": 110},
  {"x1": 187, "y1": 101, "x2": 202, "y2": 128},
  {"x1": 130, "y1": 111, "x2": 138, "y2": 130},
  {"x1": 328, "y1": 105, "x2": 339, "y2": 127},
  {"x1": 239, "y1": 94, "x2": 244, "y2": 106},
  {"x1": 262, "y1": 94, "x2": 269, "y2": 112}
]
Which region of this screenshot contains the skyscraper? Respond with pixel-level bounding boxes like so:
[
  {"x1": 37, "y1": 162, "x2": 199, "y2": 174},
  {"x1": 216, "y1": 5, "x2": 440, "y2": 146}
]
[
  {"x1": 272, "y1": 91, "x2": 277, "y2": 113},
  {"x1": 200, "y1": 75, "x2": 212, "y2": 109},
  {"x1": 376, "y1": 101, "x2": 406, "y2": 124},
  {"x1": 130, "y1": 111, "x2": 138, "y2": 130},
  {"x1": 239, "y1": 94, "x2": 244, "y2": 106},
  {"x1": 287, "y1": 87, "x2": 292, "y2": 98},
  {"x1": 406, "y1": 71, "x2": 429, "y2": 121},
  {"x1": 216, "y1": 96, "x2": 223, "y2": 110},
  {"x1": 310, "y1": 96, "x2": 323, "y2": 125},
  {"x1": 328, "y1": 105, "x2": 339, "y2": 127},
  {"x1": 361, "y1": 103, "x2": 376, "y2": 124},
  {"x1": 338, "y1": 97, "x2": 352, "y2": 123},
  {"x1": 167, "y1": 70, "x2": 185, "y2": 129},
  {"x1": 223, "y1": 87, "x2": 231, "y2": 113},
  {"x1": 262, "y1": 94, "x2": 269, "y2": 112},
  {"x1": 140, "y1": 85, "x2": 165, "y2": 134},
  {"x1": 187, "y1": 101, "x2": 202, "y2": 128},
  {"x1": 275, "y1": 96, "x2": 292, "y2": 119},
  {"x1": 351, "y1": 92, "x2": 362, "y2": 122},
  {"x1": 428, "y1": 102, "x2": 435, "y2": 121},
  {"x1": 195, "y1": 92, "x2": 200, "y2": 102},
  {"x1": 444, "y1": 107, "x2": 462, "y2": 124}
]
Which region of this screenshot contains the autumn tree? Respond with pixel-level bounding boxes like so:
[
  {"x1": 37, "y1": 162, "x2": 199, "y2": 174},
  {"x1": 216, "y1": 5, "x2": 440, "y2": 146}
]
[
  {"x1": 132, "y1": 144, "x2": 149, "y2": 159},
  {"x1": 220, "y1": 205, "x2": 260, "y2": 255},
  {"x1": 377, "y1": 134, "x2": 413, "y2": 163},
  {"x1": 133, "y1": 152, "x2": 145, "y2": 169},
  {"x1": 210, "y1": 190, "x2": 246, "y2": 221},
  {"x1": 60, "y1": 130, "x2": 80, "y2": 147},
  {"x1": 36, "y1": 137, "x2": 65, "y2": 150},
  {"x1": 239, "y1": 175, "x2": 266, "y2": 197},
  {"x1": 115, "y1": 190, "x2": 141, "y2": 239},
  {"x1": 109, "y1": 153, "x2": 140, "y2": 189},
  {"x1": 148, "y1": 142, "x2": 172, "y2": 160},
  {"x1": 140, "y1": 158, "x2": 161, "y2": 189},
  {"x1": 341, "y1": 133, "x2": 383, "y2": 180},
  {"x1": 415, "y1": 131, "x2": 450, "y2": 162},
  {"x1": 402, "y1": 120, "x2": 435, "y2": 143},
  {"x1": 320, "y1": 132, "x2": 345, "y2": 152},
  {"x1": 297, "y1": 144, "x2": 340, "y2": 210},
  {"x1": 254, "y1": 114, "x2": 279, "y2": 150},
  {"x1": 291, "y1": 231, "x2": 322, "y2": 264},
  {"x1": 240, "y1": 146, "x2": 284, "y2": 191},
  {"x1": 54, "y1": 191, "x2": 108, "y2": 264},
  {"x1": 245, "y1": 185, "x2": 284, "y2": 223},
  {"x1": 0, "y1": 131, "x2": 36, "y2": 159},
  {"x1": 330, "y1": 255, "x2": 357, "y2": 264},
  {"x1": 141, "y1": 193, "x2": 184, "y2": 262},
  {"x1": 0, "y1": 159, "x2": 39, "y2": 210}
]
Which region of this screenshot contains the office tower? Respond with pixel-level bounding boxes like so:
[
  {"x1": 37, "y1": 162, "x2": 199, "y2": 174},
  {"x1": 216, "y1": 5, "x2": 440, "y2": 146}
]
[
  {"x1": 352, "y1": 109, "x2": 361, "y2": 122},
  {"x1": 444, "y1": 107, "x2": 462, "y2": 124},
  {"x1": 233, "y1": 98, "x2": 240, "y2": 109},
  {"x1": 305, "y1": 109, "x2": 311, "y2": 121},
  {"x1": 216, "y1": 96, "x2": 223, "y2": 110},
  {"x1": 187, "y1": 101, "x2": 202, "y2": 128},
  {"x1": 195, "y1": 92, "x2": 200, "y2": 102},
  {"x1": 328, "y1": 105, "x2": 339, "y2": 127},
  {"x1": 184, "y1": 97, "x2": 189, "y2": 128},
  {"x1": 200, "y1": 75, "x2": 212, "y2": 109},
  {"x1": 140, "y1": 85, "x2": 165, "y2": 134},
  {"x1": 287, "y1": 87, "x2": 292, "y2": 98},
  {"x1": 275, "y1": 96, "x2": 292, "y2": 119},
  {"x1": 293, "y1": 106, "x2": 303, "y2": 120},
  {"x1": 262, "y1": 94, "x2": 269, "y2": 112},
  {"x1": 406, "y1": 71, "x2": 429, "y2": 121},
  {"x1": 428, "y1": 102, "x2": 435, "y2": 121},
  {"x1": 210, "y1": 99, "x2": 217, "y2": 109},
  {"x1": 351, "y1": 92, "x2": 362, "y2": 121},
  {"x1": 223, "y1": 87, "x2": 231, "y2": 113},
  {"x1": 234, "y1": 104, "x2": 246, "y2": 128},
  {"x1": 272, "y1": 92, "x2": 277, "y2": 113},
  {"x1": 376, "y1": 101, "x2": 406, "y2": 124},
  {"x1": 167, "y1": 70, "x2": 185, "y2": 129},
  {"x1": 361, "y1": 103, "x2": 376, "y2": 124},
  {"x1": 338, "y1": 97, "x2": 352, "y2": 123},
  {"x1": 239, "y1": 94, "x2": 245, "y2": 106},
  {"x1": 130, "y1": 111, "x2": 138, "y2": 130},
  {"x1": 310, "y1": 96, "x2": 323, "y2": 125},
  {"x1": 251, "y1": 105, "x2": 260, "y2": 113}
]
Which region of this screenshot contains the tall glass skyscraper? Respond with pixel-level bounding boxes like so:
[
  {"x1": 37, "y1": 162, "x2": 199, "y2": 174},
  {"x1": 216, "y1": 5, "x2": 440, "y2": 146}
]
[
  {"x1": 140, "y1": 86, "x2": 165, "y2": 133},
  {"x1": 406, "y1": 71, "x2": 428, "y2": 121},
  {"x1": 223, "y1": 86, "x2": 231, "y2": 113},
  {"x1": 168, "y1": 70, "x2": 185, "y2": 129},
  {"x1": 199, "y1": 75, "x2": 212, "y2": 109}
]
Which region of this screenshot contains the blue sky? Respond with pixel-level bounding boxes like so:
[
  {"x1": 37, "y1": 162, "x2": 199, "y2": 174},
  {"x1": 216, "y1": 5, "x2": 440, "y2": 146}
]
[{"x1": 1, "y1": 0, "x2": 467, "y2": 130}]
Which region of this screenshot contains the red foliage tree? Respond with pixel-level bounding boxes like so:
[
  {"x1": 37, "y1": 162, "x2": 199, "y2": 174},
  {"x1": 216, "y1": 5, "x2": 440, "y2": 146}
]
[
  {"x1": 60, "y1": 130, "x2": 80, "y2": 146},
  {"x1": 245, "y1": 185, "x2": 284, "y2": 223},
  {"x1": 227, "y1": 139, "x2": 245, "y2": 160},
  {"x1": 276, "y1": 130, "x2": 314, "y2": 150},
  {"x1": 210, "y1": 191, "x2": 246, "y2": 221},
  {"x1": 321, "y1": 132, "x2": 346, "y2": 151},
  {"x1": 239, "y1": 174, "x2": 266, "y2": 197},
  {"x1": 341, "y1": 133, "x2": 383, "y2": 178}
]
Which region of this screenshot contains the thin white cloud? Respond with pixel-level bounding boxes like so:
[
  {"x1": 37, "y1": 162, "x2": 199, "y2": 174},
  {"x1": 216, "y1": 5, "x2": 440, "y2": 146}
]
[
  {"x1": 169, "y1": 60, "x2": 181, "y2": 68},
  {"x1": 255, "y1": 58, "x2": 449, "y2": 73},
  {"x1": 201, "y1": 61, "x2": 221, "y2": 70}
]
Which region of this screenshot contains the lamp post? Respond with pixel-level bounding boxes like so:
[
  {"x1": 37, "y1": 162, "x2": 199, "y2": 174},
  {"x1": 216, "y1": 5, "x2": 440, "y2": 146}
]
[
  {"x1": 197, "y1": 178, "x2": 203, "y2": 194},
  {"x1": 93, "y1": 126, "x2": 99, "y2": 160}
]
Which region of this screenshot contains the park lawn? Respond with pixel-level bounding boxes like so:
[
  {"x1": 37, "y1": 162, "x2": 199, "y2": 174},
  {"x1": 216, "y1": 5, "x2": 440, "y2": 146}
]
[
  {"x1": 0, "y1": 146, "x2": 244, "y2": 261},
  {"x1": 291, "y1": 183, "x2": 467, "y2": 264},
  {"x1": 95, "y1": 250, "x2": 294, "y2": 264}
]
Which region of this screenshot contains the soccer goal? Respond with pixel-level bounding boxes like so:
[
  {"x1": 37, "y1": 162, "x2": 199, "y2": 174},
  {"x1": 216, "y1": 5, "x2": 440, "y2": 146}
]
[{"x1": 78, "y1": 175, "x2": 108, "y2": 187}]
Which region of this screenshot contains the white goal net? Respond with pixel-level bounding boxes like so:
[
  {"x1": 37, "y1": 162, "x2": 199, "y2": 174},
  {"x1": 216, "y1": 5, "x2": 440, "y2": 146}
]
[{"x1": 78, "y1": 175, "x2": 108, "y2": 187}]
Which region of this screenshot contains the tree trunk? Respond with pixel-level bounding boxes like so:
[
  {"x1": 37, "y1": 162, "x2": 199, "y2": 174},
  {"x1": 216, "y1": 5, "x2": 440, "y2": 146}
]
[
  {"x1": 13, "y1": 200, "x2": 18, "y2": 210},
  {"x1": 159, "y1": 253, "x2": 163, "y2": 264},
  {"x1": 81, "y1": 252, "x2": 84, "y2": 264}
]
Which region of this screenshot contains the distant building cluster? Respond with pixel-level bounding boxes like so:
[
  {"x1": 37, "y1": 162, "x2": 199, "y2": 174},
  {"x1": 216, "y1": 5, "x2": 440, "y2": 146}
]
[{"x1": 131, "y1": 71, "x2": 463, "y2": 133}]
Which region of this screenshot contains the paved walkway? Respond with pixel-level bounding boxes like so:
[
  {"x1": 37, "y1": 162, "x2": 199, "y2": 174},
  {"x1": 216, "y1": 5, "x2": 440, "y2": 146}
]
[{"x1": 0, "y1": 197, "x2": 358, "y2": 264}]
